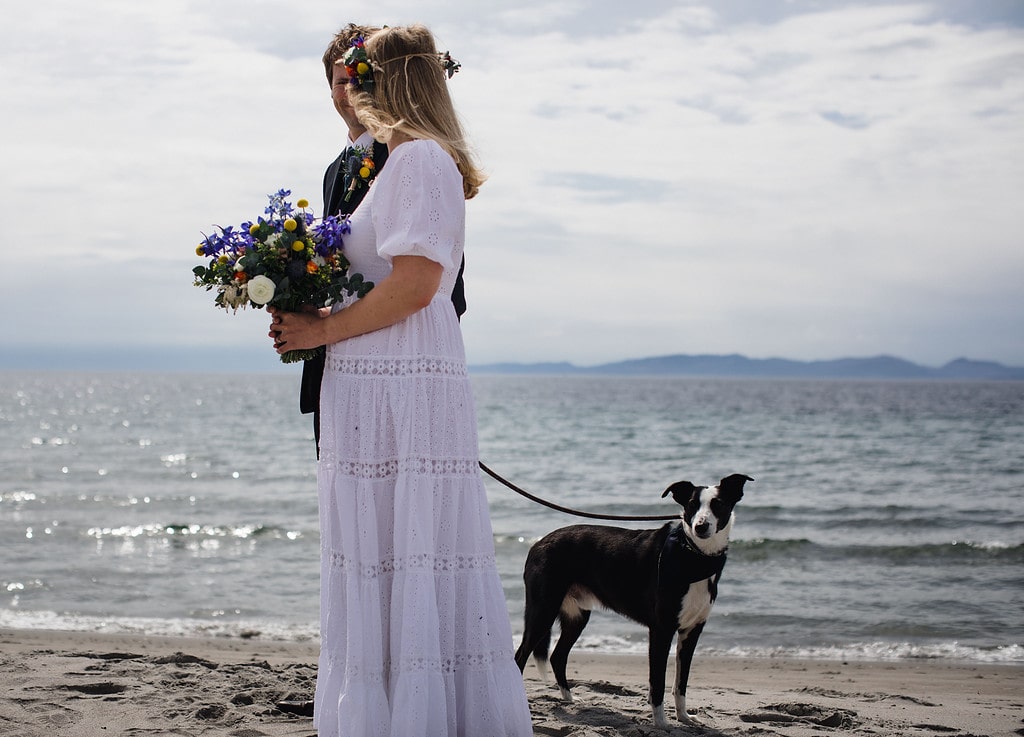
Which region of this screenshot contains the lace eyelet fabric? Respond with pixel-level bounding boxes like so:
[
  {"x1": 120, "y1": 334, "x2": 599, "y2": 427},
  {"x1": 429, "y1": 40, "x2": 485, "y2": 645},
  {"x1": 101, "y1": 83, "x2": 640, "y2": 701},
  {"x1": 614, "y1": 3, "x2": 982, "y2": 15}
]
[
  {"x1": 325, "y1": 355, "x2": 467, "y2": 378},
  {"x1": 313, "y1": 140, "x2": 532, "y2": 737}
]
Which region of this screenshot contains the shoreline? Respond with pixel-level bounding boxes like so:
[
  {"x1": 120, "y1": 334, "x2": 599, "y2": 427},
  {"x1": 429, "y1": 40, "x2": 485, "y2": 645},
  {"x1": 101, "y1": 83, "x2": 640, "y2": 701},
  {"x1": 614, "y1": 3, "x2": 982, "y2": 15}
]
[{"x1": 2, "y1": 628, "x2": 1022, "y2": 736}]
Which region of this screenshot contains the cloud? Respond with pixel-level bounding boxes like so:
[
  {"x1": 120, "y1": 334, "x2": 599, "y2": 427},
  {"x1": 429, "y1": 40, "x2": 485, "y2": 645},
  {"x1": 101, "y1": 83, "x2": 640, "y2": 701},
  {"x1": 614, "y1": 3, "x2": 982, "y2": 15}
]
[{"x1": 2, "y1": 0, "x2": 1022, "y2": 370}]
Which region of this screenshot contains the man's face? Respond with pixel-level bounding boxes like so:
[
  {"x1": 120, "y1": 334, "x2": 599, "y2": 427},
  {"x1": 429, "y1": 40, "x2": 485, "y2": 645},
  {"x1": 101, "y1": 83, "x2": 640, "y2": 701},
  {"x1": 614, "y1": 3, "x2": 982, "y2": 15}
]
[{"x1": 330, "y1": 62, "x2": 361, "y2": 130}]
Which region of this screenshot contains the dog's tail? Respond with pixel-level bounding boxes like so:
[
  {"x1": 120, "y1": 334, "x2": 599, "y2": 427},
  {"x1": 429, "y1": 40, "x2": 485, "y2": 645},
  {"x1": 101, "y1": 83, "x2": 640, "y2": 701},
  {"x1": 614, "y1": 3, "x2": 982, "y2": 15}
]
[
  {"x1": 531, "y1": 641, "x2": 552, "y2": 683},
  {"x1": 532, "y1": 656, "x2": 552, "y2": 683}
]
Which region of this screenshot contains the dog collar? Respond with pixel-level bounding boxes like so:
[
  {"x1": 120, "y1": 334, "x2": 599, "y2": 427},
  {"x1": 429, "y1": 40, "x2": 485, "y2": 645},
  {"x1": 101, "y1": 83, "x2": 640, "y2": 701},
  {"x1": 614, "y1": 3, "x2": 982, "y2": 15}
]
[
  {"x1": 670, "y1": 522, "x2": 728, "y2": 558},
  {"x1": 658, "y1": 523, "x2": 728, "y2": 589}
]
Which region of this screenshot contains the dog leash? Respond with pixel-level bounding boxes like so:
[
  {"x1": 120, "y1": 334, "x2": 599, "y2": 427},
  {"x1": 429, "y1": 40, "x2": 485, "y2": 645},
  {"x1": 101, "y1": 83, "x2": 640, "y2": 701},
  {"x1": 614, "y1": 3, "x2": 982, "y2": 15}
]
[{"x1": 479, "y1": 461, "x2": 680, "y2": 522}]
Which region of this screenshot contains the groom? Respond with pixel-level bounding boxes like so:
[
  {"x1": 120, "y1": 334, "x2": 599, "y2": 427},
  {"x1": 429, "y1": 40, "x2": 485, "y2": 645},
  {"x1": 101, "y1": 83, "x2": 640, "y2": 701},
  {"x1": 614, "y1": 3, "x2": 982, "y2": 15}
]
[{"x1": 300, "y1": 23, "x2": 467, "y2": 458}]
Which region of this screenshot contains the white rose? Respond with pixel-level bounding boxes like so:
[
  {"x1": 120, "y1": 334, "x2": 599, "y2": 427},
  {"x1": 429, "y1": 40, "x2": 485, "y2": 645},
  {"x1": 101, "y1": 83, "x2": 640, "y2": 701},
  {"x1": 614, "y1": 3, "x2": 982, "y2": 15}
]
[{"x1": 246, "y1": 275, "x2": 276, "y2": 305}]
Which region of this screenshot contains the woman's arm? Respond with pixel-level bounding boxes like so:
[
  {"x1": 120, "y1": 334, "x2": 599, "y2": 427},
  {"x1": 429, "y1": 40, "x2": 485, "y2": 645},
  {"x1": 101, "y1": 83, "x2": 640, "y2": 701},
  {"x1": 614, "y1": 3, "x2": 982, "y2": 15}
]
[{"x1": 269, "y1": 255, "x2": 443, "y2": 354}]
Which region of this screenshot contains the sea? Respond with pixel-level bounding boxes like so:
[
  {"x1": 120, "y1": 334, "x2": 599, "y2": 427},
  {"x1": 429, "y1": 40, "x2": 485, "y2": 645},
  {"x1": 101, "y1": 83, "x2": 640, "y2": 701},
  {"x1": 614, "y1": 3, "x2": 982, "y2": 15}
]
[{"x1": 2, "y1": 371, "x2": 1022, "y2": 665}]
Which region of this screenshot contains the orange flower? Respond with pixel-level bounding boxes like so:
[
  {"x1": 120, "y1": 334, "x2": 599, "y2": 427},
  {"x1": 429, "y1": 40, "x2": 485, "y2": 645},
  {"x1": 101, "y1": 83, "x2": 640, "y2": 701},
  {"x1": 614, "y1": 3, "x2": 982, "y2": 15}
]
[
  {"x1": 234, "y1": 271, "x2": 247, "y2": 281},
  {"x1": 306, "y1": 261, "x2": 319, "y2": 274}
]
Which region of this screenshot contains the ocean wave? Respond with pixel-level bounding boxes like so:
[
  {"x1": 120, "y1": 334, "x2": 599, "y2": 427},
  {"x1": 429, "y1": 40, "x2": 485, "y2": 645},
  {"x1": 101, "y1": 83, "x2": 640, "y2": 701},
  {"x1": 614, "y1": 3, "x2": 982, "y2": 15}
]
[
  {"x1": 4, "y1": 608, "x2": 1019, "y2": 665},
  {"x1": 566, "y1": 635, "x2": 1023, "y2": 664},
  {"x1": 84, "y1": 522, "x2": 307, "y2": 541},
  {"x1": 0, "y1": 609, "x2": 318, "y2": 643},
  {"x1": 0, "y1": 490, "x2": 39, "y2": 504},
  {"x1": 732, "y1": 538, "x2": 1024, "y2": 562},
  {"x1": 705, "y1": 641, "x2": 1024, "y2": 664},
  {"x1": 495, "y1": 534, "x2": 1024, "y2": 565}
]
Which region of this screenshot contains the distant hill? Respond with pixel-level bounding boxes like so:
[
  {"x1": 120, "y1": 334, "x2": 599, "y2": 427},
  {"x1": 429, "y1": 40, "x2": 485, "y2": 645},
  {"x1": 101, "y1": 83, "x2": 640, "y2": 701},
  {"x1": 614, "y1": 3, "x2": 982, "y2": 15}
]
[
  {"x1": 469, "y1": 354, "x2": 1024, "y2": 380},
  {"x1": 2, "y1": 347, "x2": 1022, "y2": 380}
]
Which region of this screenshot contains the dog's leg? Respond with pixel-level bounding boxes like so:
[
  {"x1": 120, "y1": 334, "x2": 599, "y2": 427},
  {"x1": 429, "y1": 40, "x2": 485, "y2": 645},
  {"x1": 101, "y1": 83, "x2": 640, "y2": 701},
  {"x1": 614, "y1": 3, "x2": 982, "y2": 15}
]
[
  {"x1": 648, "y1": 626, "x2": 674, "y2": 728},
  {"x1": 673, "y1": 622, "x2": 705, "y2": 724},
  {"x1": 516, "y1": 598, "x2": 561, "y2": 680},
  {"x1": 550, "y1": 609, "x2": 590, "y2": 702},
  {"x1": 514, "y1": 637, "x2": 534, "y2": 673},
  {"x1": 516, "y1": 622, "x2": 557, "y2": 679},
  {"x1": 514, "y1": 621, "x2": 545, "y2": 674}
]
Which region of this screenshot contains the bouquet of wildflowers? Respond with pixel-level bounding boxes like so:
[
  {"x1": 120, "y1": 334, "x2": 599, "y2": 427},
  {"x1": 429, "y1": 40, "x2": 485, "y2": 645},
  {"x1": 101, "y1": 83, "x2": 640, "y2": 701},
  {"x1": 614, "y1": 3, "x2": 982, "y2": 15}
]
[{"x1": 192, "y1": 189, "x2": 372, "y2": 363}]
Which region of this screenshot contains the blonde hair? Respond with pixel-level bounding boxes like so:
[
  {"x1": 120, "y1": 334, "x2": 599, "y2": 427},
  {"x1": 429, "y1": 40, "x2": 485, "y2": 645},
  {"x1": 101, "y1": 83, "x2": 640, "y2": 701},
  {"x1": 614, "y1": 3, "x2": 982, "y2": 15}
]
[{"x1": 347, "y1": 24, "x2": 485, "y2": 199}]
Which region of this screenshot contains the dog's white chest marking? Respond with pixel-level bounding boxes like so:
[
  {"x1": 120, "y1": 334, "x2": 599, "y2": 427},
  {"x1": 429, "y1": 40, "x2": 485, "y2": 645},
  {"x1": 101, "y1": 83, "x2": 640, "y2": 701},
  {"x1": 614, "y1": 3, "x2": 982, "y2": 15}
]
[{"x1": 677, "y1": 578, "x2": 713, "y2": 636}]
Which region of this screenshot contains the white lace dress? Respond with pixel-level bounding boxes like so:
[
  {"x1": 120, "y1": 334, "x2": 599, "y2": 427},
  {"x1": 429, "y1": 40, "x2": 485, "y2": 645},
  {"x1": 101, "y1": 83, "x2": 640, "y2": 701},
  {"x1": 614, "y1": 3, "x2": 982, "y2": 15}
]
[{"x1": 313, "y1": 139, "x2": 533, "y2": 737}]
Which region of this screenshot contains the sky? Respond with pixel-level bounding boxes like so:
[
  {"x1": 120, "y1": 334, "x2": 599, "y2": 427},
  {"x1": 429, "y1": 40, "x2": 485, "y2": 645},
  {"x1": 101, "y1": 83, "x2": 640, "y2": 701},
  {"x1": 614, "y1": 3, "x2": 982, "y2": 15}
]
[{"x1": 1, "y1": 0, "x2": 1022, "y2": 372}]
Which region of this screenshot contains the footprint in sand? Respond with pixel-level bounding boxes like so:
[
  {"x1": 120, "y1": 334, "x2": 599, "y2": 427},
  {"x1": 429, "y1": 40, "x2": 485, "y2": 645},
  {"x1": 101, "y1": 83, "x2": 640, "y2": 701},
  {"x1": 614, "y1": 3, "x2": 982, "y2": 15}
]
[
  {"x1": 63, "y1": 681, "x2": 129, "y2": 696},
  {"x1": 150, "y1": 652, "x2": 219, "y2": 669},
  {"x1": 582, "y1": 680, "x2": 644, "y2": 698},
  {"x1": 77, "y1": 651, "x2": 146, "y2": 662},
  {"x1": 18, "y1": 701, "x2": 81, "y2": 728},
  {"x1": 740, "y1": 702, "x2": 857, "y2": 728}
]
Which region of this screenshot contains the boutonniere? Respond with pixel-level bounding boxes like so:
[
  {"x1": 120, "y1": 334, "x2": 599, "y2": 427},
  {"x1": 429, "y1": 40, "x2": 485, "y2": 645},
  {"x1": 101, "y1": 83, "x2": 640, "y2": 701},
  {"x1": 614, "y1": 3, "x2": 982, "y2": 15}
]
[{"x1": 345, "y1": 145, "x2": 377, "y2": 201}]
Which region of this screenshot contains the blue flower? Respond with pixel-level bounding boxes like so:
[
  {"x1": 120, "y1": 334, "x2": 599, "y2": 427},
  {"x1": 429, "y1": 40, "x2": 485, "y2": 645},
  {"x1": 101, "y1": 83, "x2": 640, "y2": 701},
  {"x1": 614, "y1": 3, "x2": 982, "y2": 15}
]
[
  {"x1": 265, "y1": 189, "x2": 293, "y2": 219},
  {"x1": 312, "y1": 215, "x2": 351, "y2": 256}
]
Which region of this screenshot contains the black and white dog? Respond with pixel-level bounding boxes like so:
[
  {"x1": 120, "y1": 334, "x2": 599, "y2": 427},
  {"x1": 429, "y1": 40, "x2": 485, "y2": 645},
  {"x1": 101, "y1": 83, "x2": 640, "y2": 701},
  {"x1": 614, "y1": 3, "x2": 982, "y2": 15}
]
[{"x1": 514, "y1": 474, "x2": 753, "y2": 727}]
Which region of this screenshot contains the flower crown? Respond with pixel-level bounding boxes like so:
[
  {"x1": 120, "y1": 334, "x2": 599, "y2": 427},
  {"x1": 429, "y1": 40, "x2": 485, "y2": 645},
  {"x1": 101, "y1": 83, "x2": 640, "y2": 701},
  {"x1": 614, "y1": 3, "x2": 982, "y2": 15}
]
[{"x1": 341, "y1": 36, "x2": 461, "y2": 92}]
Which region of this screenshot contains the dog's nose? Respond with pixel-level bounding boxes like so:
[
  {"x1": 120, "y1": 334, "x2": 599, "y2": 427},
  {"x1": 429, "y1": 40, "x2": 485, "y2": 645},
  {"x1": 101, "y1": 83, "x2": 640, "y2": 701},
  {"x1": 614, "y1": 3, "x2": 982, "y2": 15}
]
[{"x1": 694, "y1": 521, "x2": 710, "y2": 537}]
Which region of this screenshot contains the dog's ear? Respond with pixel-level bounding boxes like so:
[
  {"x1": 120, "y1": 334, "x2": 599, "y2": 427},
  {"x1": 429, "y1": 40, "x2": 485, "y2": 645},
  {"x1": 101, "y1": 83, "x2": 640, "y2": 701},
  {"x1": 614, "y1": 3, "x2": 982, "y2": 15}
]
[
  {"x1": 718, "y1": 474, "x2": 754, "y2": 502},
  {"x1": 661, "y1": 481, "x2": 702, "y2": 507}
]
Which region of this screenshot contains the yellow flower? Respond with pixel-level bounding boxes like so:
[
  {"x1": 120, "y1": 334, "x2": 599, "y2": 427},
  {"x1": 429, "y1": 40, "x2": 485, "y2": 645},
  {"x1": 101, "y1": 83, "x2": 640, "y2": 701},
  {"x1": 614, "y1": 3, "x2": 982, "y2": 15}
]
[
  {"x1": 249, "y1": 223, "x2": 260, "y2": 235},
  {"x1": 296, "y1": 198, "x2": 309, "y2": 209},
  {"x1": 218, "y1": 255, "x2": 229, "y2": 264},
  {"x1": 283, "y1": 218, "x2": 297, "y2": 231},
  {"x1": 359, "y1": 166, "x2": 371, "y2": 178},
  {"x1": 357, "y1": 62, "x2": 369, "y2": 75},
  {"x1": 291, "y1": 239, "x2": 305, "y2": 252},
  {"x1": 195, "y1": 245, "x2": 205, "y2": 256}
]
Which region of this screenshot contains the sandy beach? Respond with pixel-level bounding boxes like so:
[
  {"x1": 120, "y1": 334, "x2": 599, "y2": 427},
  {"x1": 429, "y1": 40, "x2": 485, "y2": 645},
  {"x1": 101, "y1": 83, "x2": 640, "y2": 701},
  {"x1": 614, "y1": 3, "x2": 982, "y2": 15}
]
[{"x1": 0, "y1": 628, "x2": 1020, "y2": 737}]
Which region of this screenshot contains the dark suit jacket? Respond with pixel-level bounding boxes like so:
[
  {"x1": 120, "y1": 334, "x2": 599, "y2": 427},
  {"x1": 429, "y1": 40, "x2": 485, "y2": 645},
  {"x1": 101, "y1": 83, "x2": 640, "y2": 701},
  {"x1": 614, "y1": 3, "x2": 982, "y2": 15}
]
[{"x1": 299, "y1": 140, "x2": 467, "y2": 423}]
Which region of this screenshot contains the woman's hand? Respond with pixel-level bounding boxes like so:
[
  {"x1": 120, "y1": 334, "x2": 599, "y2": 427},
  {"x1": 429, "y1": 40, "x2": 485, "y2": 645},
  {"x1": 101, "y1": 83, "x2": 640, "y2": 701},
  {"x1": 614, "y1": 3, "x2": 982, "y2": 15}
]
[
  {"x1": 267, "y1": 255, "x2": 443, "y2": 353},
  {"x1": 268, "y1": 307, "x2": 326, "y2": 355}
]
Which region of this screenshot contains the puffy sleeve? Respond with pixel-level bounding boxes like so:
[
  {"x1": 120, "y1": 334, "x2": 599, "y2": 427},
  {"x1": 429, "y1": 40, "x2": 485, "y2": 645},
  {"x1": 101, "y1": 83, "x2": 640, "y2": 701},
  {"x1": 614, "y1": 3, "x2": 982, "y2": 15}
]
[{"x1": 373, "y1": 139, "x2": 464, "y2": 269}]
